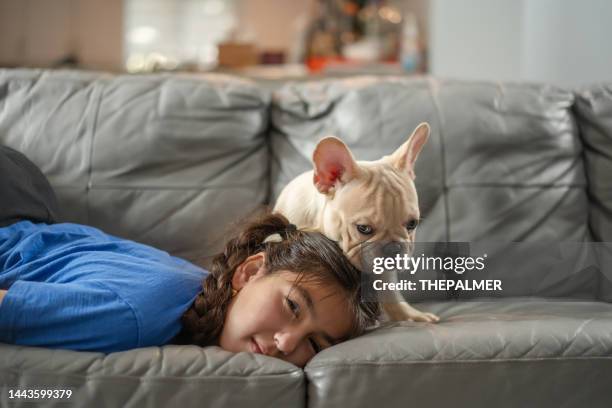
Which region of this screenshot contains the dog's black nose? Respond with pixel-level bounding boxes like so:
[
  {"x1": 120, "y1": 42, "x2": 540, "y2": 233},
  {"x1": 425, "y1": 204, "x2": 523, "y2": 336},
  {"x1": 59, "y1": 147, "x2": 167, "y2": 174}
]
[{"x1": 382, "y1": 241, "x2": 405, "y2": 257}]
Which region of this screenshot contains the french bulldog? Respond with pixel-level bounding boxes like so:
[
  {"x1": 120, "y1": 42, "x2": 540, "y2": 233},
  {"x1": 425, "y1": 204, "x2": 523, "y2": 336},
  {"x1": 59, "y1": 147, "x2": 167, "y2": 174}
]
[{"x1": 274, "y1": 123, "x2": 439, "y2": 323}]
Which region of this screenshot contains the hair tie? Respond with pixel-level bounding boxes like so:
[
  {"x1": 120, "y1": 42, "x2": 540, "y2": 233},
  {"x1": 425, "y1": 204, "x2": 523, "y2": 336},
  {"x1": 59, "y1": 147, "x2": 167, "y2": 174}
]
[
  {"x1": 263, "y1": 233, "x2": 283, "y2": 244},
  {"x1": 263, "y1": 224, "x2": 298, "y2": 245}
]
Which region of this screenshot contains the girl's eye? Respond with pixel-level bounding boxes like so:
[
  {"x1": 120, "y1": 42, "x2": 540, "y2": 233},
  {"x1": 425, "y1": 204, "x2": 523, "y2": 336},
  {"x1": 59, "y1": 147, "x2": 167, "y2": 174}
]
[
  {"x1": 309, "y1": 338, "x2": 322, "y2": 353},
  {"x1": 406, "y1": 219, "x2": 419, "y2": 231},
  {"x1": 356, "y1": 224, "x2": 374, "y2": 235},
  {"x1": 286, "y1": 297, "x2": 300, "y2": 317}
]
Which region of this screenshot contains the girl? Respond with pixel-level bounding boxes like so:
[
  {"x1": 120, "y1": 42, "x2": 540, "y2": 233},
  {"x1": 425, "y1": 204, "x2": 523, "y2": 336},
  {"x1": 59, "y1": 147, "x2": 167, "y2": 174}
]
[
  {"x1": 176, "y1": 213, "x2": 380, "y2": 367},
  {"x1": 0, "y1": 146, "x2": 379, "y2": 367}
]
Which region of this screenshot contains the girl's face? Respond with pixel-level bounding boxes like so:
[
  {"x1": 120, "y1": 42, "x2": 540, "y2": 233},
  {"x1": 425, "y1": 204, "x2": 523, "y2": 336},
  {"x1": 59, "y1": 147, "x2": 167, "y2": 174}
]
[{"x1": 219, "y1": 253, "x2": 354, "y2": 368}]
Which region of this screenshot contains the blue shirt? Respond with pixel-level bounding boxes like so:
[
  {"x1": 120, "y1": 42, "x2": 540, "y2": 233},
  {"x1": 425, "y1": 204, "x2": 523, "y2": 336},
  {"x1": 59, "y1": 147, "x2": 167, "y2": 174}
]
[{"x1": 0, "y1": 221, "x2": 208, "y2": 353}]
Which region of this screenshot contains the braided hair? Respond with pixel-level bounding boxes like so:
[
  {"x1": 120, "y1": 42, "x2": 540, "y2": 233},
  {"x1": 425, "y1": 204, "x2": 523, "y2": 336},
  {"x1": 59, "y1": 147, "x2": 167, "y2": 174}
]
[{"x1": 174, "y1": 212, "x2": 380, "y2": 346}]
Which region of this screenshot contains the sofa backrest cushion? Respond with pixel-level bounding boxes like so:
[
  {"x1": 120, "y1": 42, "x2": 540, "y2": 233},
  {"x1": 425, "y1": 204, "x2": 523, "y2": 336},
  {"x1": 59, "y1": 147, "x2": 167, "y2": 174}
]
[
  {"x1": 575, "y1": 84, "x2": 612, "y2": 241},
  {"x1": 270, "y1": 76, "x2": 589, "y2": 243},
  {"x1": 0, "y1": 69, "x2": 270, "y2": 262},
  {"x1": 574, "y1": 84, "x2": 612, "y2": 300},
  {"x1": 270, "y1": 77, "x2": 594, "y2": 300}
]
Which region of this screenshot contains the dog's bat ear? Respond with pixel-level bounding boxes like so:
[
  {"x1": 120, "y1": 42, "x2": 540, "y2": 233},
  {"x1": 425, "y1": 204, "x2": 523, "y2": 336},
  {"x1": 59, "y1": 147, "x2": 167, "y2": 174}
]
[
  {"x1": 312, "y1": 136, "x2": 358, "y2": 194},
  {"x1": 390, "y1": 122, "x2": 430, "y2": 179}
]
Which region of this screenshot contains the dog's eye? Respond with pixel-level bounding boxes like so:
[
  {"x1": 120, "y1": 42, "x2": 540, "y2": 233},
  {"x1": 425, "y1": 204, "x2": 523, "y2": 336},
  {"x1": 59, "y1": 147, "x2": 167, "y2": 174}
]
[
  {"x1": 356, "y1": 224, "x2": 374, "y2": 235},
  {"x1": 406, "y1": 219, "x2": 419, "y2": 231}
]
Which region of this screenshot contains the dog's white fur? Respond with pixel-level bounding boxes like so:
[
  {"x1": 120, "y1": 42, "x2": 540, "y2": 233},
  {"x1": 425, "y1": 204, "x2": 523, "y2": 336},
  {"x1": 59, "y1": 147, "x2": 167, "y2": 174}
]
[{"x1": 274, "y1": 123, "x2": 439, "y2": 322}]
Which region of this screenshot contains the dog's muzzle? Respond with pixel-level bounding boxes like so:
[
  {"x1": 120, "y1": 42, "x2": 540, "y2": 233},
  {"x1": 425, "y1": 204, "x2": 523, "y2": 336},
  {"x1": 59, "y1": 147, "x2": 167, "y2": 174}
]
[{"x1": 381, "y1": 241, "x2": 414, "y2": 257}]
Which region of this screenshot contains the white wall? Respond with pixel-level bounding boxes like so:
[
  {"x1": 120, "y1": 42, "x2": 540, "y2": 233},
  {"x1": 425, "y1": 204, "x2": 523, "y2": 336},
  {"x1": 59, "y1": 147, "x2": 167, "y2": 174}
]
[
  {"x1": 429, "y1": 0, "x2": 612, "y2": 86},
  {"x1": 521, "y1": 0, "x2": 612, "y2": 86},
  {"x1": 430, "y1": 0, "x2": 524, "y2": 82}
]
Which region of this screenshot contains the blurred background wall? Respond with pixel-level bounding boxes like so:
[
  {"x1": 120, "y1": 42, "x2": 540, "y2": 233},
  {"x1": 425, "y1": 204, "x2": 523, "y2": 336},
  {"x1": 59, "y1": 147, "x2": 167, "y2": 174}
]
[
  {"x1": 0, "y1": 0, "x2": 429, "y2": 73},
  {"x1": 0, "y1": 0, "x2": 610, "y2": 86},
  {"x1": 0, "y1": 0, "x2": 123, "y2": 71}
]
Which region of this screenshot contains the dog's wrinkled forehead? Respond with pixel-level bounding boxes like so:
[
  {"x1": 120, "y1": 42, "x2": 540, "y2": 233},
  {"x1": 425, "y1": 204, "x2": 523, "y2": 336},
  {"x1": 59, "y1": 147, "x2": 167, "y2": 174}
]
[{"x1": 334, "y1": 163, "x2": 420, "y2": 225}]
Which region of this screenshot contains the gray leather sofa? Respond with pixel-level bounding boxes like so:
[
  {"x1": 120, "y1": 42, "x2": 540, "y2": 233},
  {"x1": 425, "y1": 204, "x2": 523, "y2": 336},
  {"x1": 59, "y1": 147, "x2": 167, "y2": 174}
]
[{"x1": 1, "y1": 69, "x2": 611, "y2": 407}]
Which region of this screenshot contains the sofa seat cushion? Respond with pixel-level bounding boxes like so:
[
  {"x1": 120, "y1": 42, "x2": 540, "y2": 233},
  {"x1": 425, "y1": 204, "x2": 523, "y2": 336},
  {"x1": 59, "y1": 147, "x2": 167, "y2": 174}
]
[
  {"x1": 305, "y1": 298, "x2": 612, "y2": 408},
  {"x1": 0, "y1": 344, "x2": 304, "y2": 408}
]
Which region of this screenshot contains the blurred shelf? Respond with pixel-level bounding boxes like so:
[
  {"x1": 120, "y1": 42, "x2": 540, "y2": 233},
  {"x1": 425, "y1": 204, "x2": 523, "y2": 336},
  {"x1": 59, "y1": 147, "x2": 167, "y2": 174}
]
[{"x1": 212, "y1": 62, "x2": 422, "y2": 82}]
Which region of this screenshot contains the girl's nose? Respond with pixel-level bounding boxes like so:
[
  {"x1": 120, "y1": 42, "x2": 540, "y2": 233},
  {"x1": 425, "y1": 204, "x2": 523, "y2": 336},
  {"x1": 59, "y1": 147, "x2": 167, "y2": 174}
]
[{"x1": 274, "y1": 329, "x2": 304, "y2": 355}]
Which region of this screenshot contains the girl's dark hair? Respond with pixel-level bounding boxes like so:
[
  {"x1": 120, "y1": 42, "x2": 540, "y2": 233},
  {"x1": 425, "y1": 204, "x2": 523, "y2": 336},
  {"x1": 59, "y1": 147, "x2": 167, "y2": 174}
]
[{"x1": 174, "y1": 212, "x2": 380, "y2": 346}]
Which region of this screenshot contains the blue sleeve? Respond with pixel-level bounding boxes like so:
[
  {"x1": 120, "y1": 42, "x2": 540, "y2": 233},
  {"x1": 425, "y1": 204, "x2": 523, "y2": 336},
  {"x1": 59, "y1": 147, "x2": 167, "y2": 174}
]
[{"x1": 0, "y1": 280, "x2": 139, "y2": 353}]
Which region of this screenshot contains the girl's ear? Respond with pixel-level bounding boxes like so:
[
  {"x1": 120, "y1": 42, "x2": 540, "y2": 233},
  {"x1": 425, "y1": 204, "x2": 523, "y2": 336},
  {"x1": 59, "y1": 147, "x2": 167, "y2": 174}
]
[{"x1": 232, "y1": 252, "x2": 267, "y2": 290}]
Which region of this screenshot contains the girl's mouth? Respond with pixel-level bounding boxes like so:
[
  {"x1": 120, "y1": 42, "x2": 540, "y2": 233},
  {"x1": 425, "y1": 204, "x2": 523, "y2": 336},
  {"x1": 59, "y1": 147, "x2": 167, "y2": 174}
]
[{"x1": 250, "y1": 337, "x2": 263, "y2": 354}]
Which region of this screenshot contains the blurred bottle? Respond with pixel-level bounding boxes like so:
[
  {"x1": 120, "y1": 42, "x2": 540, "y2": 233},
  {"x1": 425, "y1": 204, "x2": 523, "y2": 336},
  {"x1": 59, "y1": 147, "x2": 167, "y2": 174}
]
[{"x1": 400, "y1": 12, "x2": 421, "y2": 73}]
